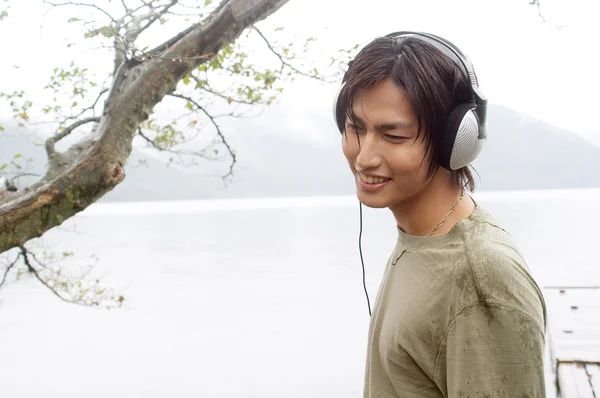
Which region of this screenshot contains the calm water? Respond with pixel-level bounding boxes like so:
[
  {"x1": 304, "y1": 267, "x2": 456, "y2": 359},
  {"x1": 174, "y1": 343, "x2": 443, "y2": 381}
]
[{"x1": 0, "y1": 189, "x2": 599, "y2": 397}]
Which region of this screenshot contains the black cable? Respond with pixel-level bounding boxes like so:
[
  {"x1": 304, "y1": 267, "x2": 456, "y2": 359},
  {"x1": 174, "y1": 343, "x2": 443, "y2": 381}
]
[{"x1": 359, "y1": 202, "x2": 372, "y2": 317}]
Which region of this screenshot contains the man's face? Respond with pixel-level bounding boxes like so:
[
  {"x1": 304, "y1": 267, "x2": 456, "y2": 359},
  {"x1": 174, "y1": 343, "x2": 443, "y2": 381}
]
[{"x1": 341, "y1": 78, "x2": 435, "y2": 209}]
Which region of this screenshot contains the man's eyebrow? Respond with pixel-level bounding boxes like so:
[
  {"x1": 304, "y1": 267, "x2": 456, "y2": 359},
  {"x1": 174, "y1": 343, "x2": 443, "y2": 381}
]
[
  {"x1": 374, "y1": 121, "x2": 414, "y2": 131},
  {"x1": 347, "y1": 116, "x2": 414, "y2": 131}
]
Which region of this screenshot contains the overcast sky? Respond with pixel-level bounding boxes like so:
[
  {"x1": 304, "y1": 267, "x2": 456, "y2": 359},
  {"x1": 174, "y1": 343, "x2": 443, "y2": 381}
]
[{"x1": 1, "y1": 0, "x2": 599, "y2": 145}]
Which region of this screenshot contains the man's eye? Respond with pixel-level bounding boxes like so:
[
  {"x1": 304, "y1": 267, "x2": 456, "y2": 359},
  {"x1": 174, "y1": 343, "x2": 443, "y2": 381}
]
[
  {"x1": 385, "y1": 134, "x2": 407, "y2": 141},
  {"x1": 346, "y1": 124, "x2": 364, "y2": 132}
]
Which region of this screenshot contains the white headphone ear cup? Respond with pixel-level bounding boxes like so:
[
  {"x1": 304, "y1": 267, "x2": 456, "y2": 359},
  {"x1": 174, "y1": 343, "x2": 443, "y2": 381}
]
[{"x1": 449, "y1": 108, "x2": 485, "y2": 170}]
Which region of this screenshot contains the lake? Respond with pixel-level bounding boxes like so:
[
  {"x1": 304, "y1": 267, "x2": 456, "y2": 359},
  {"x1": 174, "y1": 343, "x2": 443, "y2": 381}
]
[{"x1": 1, "y1": 188, "x2": 599, "y2": 397}]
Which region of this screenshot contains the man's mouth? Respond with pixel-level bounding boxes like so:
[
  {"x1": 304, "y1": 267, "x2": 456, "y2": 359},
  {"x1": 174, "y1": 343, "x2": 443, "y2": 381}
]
[{"x1": 359, "y1": 173, "x2": 391, "y2": 185}]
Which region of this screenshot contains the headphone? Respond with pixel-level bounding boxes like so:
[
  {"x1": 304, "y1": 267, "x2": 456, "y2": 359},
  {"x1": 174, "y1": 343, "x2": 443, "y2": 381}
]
[{"x1": 333, "y1": 31, "x2": 488, "y2": 171}]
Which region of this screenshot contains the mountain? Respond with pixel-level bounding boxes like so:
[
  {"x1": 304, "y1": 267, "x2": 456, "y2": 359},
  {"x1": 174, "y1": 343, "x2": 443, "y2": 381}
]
[
  {"x1": 472, "y1": 105, "x2": 600, "y2": 191},
  {"x1": 1, "y1": 104, "x2": 600, "y2": 202}
]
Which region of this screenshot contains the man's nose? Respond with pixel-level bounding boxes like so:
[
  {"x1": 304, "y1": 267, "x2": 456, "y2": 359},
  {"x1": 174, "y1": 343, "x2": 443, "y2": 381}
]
[{"x1": 355, "y1": 132, "x2": 382, "y2": 171}]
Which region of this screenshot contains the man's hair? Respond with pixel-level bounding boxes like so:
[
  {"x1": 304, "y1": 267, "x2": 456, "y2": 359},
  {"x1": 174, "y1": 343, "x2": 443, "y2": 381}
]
[{"x1": 337, "y1": 36, "x2": 477, "y2": 191}]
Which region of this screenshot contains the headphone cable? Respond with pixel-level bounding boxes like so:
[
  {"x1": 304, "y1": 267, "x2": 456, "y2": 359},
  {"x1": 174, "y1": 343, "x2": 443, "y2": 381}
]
[{"x1": 359, "y1": 202, "x2": 372, "y2": 317}]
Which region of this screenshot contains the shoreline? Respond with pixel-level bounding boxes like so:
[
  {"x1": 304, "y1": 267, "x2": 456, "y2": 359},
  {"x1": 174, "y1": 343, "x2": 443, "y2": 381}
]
[{"x1": 80, "y1": 187, "x2": 600, "y2": 216}]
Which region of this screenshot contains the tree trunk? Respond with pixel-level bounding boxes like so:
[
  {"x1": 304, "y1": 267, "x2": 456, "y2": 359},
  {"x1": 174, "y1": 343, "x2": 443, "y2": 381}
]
[{"x1": 0, "y1": 0, "x2": 290, "y2": 254}]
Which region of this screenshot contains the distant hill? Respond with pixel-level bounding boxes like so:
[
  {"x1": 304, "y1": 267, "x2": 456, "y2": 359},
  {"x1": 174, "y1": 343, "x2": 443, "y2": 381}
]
[
  {"x1": 472, "y1": 105, "x2": 600, "y2": 191},
  {"x1": 1, "y1": 103, "x2": 600, "y2": 202}
]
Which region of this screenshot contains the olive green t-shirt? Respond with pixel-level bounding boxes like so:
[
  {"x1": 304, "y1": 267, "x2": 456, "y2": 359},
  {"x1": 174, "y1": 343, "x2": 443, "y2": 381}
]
[{"x1": 364, "y1": 203, "x2": 547, "y2": 398}]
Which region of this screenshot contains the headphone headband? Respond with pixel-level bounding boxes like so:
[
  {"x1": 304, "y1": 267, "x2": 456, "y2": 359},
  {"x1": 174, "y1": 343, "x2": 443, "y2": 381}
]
[
  {"x1": 385, "y1": 31, "x2": 487, "y2": 128},
  {"x1": 333, "y1": 31, "x2": 488, "y2": 171}
]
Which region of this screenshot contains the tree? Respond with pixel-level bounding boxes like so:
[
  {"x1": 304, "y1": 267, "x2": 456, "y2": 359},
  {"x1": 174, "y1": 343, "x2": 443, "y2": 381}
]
[
  {"x1": 0, "y1": 0, "x2": 352, "y2": 306},
  {"x1": 0, "y1": 0, "x2": 552, "y2": 306}
]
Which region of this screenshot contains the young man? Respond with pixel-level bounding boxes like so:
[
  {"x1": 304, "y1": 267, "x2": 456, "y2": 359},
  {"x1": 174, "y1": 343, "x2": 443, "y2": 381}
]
[{"x1": 334, "y1": 32, "x2": 547, "y2": 397}]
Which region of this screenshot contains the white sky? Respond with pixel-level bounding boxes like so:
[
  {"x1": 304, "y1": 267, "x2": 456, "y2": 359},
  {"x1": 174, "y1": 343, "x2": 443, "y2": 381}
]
[{"x1": 1, "y1": 0, "x2": 599, "y2": 144}]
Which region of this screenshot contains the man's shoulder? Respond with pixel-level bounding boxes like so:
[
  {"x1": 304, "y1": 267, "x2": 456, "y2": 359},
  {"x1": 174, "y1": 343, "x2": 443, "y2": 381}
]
[
  {"x1": 460, "y1": 203, "x2": 522, "y2": 263},
  {"x1": 455, "y1": 205, "x2": 546, "y2": 326}
]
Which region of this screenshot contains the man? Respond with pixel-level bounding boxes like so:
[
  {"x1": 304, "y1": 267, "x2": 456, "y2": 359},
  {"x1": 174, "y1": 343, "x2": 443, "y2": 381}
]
[{"x1": 334, "y1": 32, "x2": 547, "y2": 397}]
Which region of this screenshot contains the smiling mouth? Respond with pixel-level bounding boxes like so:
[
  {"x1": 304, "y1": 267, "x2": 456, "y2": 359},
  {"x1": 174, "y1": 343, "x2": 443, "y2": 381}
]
[{"x1": 358, "y1": 173, "x2": 391, "y2": 185}]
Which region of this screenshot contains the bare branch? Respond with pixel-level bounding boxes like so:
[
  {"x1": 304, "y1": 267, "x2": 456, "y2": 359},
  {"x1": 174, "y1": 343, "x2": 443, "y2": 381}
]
[
  {"x1": 10, "y1": 173, "x2": 41, "y2": 183},
  {"x1": 0, "y1": 254, "x2": 19, "y2": 289},
  {"x1": 169, "y1": 93, "x2": 236, "y2": 177},
  {"x1": 132, "y1": 51, "x2": 214, "y2": 62},
  {"x1": 529, "y1": 0, "x2": 566, "y2": 28},
  {"x1": 252, "y1": 26, "x2": 331, "y2": 83},
  {"x1": 26, "y1": 250, "x2": 49, "y2": 270},
  {"x1": 213, "y1": 109, "x2": 264, "y2": 119},
  {"x1": 120, "y1": 0, "x2": 129, "y2": 13},
  {"x1": 43, "y1": 1, "x2": 118, "y2": 25},
  {"x1": 19, "y1": 245, "x2": 84, "y2": 305},
  {"x1": 137, "y1": 127, "x2": 211, "y2": 164},
  {"x1": 45, "y1": 117, "x2": 100, "y2": 156},
  {"x1": 137, "y1": 127, "x2": 162, "y2": 150},
  {"x1": 71, "y1": 88, "x2": 109, "y2": 120},
  {"x1": 17, "y1": 246, "x2": 124, "y2": 308},
  {"x1": 128, "y1": 0, "x2": 179, "y2": 42},
  {"x1": 193, "y1": 76, "x2": 256, "y2": 105}
]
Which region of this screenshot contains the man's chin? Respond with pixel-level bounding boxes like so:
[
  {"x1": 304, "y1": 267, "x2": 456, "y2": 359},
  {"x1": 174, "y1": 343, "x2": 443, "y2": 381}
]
[{"x1": 356, "y1": 191, "x2": 390, "y2": 209}]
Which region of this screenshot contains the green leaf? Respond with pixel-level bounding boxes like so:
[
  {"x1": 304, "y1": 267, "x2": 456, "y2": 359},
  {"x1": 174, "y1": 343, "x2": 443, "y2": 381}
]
[
  {"x1": 0, "y1": 125, "x2": 4, "y2": 131},
  {"x1": 0, "y1": 164, "x2": 7, "y2": 171},
  {"x1": 183, "y1": 75, "x2": 190, "y2": 85},
  {"x1": 99, "y1": 26, "x2": 115, "y2": 38},
  {"x1": 0, "y1": 10, "x2": 8, "y2": 21},
  {"x1": 68, "y1": 17, "x2": 81, "y2": 23},
  {"x1": 205, "y1": 0, "x2": 213, "y2": 5},
  {"x1": 13, "y1": 153, "x2": 22, "y2": 159},
  {"x1": 185, "y1": 102, "x2": 193, "y2": 111}
]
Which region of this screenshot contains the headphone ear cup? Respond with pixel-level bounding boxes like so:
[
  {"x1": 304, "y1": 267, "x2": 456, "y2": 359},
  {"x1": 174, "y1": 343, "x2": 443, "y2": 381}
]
[{"x1": 439, "y1": 103, "x2": 484, "y2": 170}]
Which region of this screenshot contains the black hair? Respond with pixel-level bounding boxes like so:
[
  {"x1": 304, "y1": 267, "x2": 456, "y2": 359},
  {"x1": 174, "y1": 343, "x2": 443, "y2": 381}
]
[{"x1": 337, "y1": 36, "x2": 477, "y2": 191}]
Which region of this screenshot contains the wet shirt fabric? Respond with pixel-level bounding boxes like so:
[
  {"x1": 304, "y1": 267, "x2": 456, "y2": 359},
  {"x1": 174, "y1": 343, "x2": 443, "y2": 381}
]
[{"x1": 363, "y1": 203, "x2": 547, "y2": 398}]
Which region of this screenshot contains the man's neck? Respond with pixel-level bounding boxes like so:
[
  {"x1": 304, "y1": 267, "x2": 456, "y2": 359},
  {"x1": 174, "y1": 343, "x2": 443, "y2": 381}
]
[{"x1": 390, "y1": 176, "x2": 475, "y2": 237}]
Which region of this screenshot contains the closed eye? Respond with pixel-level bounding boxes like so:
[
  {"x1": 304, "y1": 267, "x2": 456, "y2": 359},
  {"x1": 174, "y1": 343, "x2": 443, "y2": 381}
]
[
  {"x1": 384, "y1": 134, "x2": 408, "y2": 141},
  {"x1": 346, "y1": 124, "x2": 365, "y2": 133}
]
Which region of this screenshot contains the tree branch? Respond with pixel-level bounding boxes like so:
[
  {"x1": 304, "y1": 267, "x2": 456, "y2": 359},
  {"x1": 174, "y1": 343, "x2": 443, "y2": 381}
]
[
  {"x1": 119, "y1": 0, "x2": 129, "y2": 13},
  {"x1": 252, "y1": 26, "x2": 331, "y2": 83},
  {"x1": 10, "y1": 173, "x2": 41, "y2": 183},
  {"x1": 0, "y1": 0, "x2": 290, "y2": 254},
  {"x1": 193, "y1": 75, "x2": 257, "y2": 105},
  {"x1": 16, "y1": 245, "x2": 124, "y2": 307},
  {"x1": 126, "y1": 0, "x2": 179, "y2": 43},
  {"x1": 18, "y1": 245, "x2": 82, "y2": 305},
  {"x1": 45, "y1": 117, "x2": 100, "y2": 156},
  {"x1": 71, "y1": 88, "x2": 109, "y2": 120},
  {"x1": 529, "y1": 0, "x2": 566, "y2": 28},
  {"x1": 137, "y1": 127, "x2": 162, "y2": 150},
  {"x1": 0, "y1": 254, "x2": 19, "y2": 289},
  {"x1": 137, "y1": 127, "x2": 212, "y2": 166},
  {"x1": 169, "y1": 93, "x2": 236, "y2": 177},
  {"x1": 43, "y1": 1, "x2": 118, "y2": 25}
]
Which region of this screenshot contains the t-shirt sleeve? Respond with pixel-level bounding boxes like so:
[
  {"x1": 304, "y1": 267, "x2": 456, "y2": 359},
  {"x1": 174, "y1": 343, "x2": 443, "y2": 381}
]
[{"x1": 439, "y1": 303, "x2": 546, "y2": 398}]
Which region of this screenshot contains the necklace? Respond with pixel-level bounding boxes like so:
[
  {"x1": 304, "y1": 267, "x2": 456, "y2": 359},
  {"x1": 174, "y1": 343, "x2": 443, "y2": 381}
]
[{"x1": 426, "y1": 189, "x2": 466, "y2": 237}]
